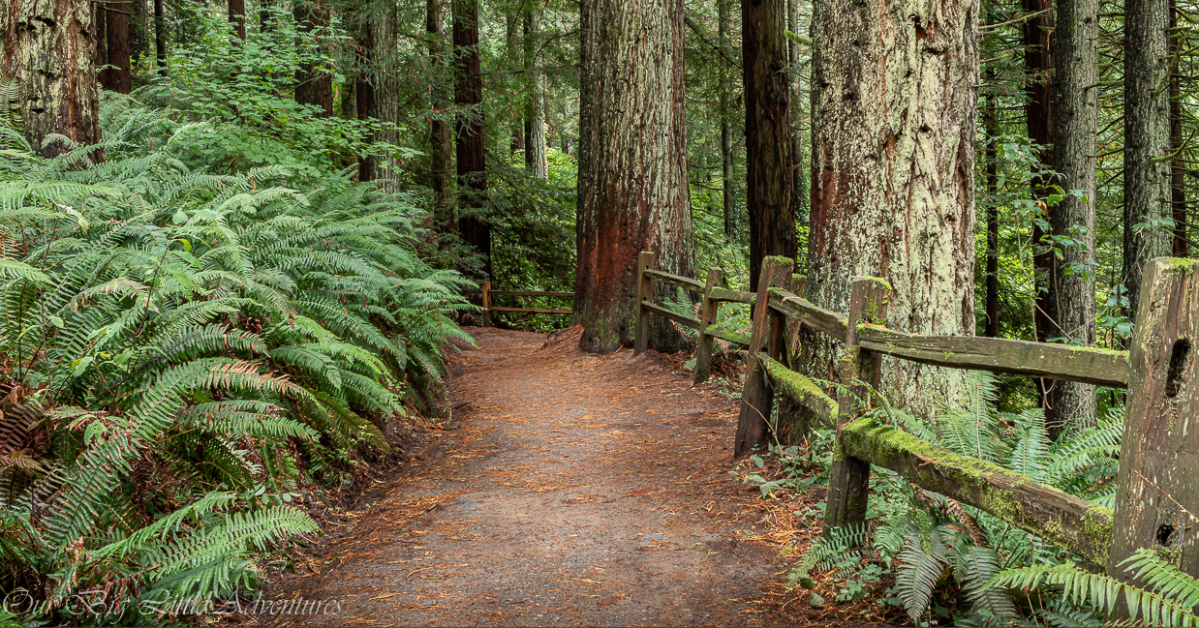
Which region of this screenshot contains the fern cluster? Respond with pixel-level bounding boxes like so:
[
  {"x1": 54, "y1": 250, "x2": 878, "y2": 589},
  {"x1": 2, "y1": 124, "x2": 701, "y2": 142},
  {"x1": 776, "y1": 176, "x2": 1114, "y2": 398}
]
[{"x1": 0, "y1": 106, "x2": 472, "y2": 623}]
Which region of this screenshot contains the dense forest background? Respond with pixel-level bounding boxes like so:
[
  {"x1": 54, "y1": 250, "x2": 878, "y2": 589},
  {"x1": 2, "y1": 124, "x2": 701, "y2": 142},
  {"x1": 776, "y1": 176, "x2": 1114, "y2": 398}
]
[{"x1": 2, "y1": 0, "x2": 1198, "y2": 623}]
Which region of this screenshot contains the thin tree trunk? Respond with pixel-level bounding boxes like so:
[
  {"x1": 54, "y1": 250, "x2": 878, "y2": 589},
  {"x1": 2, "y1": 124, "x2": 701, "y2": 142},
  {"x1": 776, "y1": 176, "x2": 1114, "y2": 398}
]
[
  {"x1": 1048, "y1": 0, "x2": 1098, "y2": 437},
  {"x1": 102, "y1": 0, "x2": 132, "y2": 93},
  {"x1": 1169, "y1": 0, "x2": 1187, "y2": 258},
  {"x1": 718, "y1": 0, "x2": 735, "y2": 240},
  {"x1": 985, "y1": 66, "x2": 1001, "y2": 338},
  {"x1": 1, "y1": 0, "x2": 103, "y2": 157},
  {"x1": 130, "y1": 0, "x2": 147, "y2": 64},
  {"x1": 523, "y1": 9, "x2": 548, "y2": 178},
  {"x1": 575, "y1": 0, "x2": 694, "y2": 353},
  {"x1": 229, "y1": 0, "x2": 247, "y2": 40},
  {"x1": 804, "y1": 0, "x2": 979, "y2": 416},
  {"x1": 154, "y1": 0, "x2": 165, "y2": 72},
  {"x1": 1123, "y1": 0, "x2": 1172, "y2": 317},
  {"x1": 454, "y1": 0, "x2": 490, "y2": 278},
  {"x1": 371, "y1": 0, "x2": 401, "y2": 190},
  {"x1": 427, "y1": 0, "x2": 453, "y2": 208},
  {"x1": 295, "y1": 0, "x2": 333, "y2": 116},
  {"x1": 355, "y1": 20, "x2": 375, "y2": 181},
  {"x1": 744, "y1": 0, "x2": 795, "y2": 290},
  {"x1": 787, "y1": 0, "x2": 806, "y2": 238}
]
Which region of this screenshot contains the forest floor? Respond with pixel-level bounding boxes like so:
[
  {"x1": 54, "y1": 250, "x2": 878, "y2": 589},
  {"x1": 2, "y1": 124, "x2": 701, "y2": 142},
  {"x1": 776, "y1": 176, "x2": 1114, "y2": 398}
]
[{"x1": 255, "y1": 327, "x2": 903, "y2": 627}]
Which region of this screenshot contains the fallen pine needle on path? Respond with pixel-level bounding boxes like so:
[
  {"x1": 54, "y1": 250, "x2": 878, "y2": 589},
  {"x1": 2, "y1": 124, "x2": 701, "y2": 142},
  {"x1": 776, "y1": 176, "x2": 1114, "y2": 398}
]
[{"x1": 256, "y1": 327, "x2": 863, "y2": 627}]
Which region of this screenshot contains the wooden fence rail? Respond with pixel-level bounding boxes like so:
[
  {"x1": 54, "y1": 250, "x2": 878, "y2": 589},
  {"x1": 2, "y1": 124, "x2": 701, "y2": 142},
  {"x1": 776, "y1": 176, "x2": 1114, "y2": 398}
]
[
  {"x1": 465, "y1": 282, "x2": 575, "y2": 325},
  {"x1": 632, "y1": 251, "x2": 1198, "y2": 584}
]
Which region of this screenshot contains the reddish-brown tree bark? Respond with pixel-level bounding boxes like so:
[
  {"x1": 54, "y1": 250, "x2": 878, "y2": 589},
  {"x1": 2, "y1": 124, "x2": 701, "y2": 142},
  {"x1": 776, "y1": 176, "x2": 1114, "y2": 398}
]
[
  {"x1": 101, "y1": 0, "x2": 133, "y2": 93},
  {"x1": 743, "y1": 0, "x2": 796, "y2": 290},
  {"x1": 2, "y1": 0, "x2": 103, "y2": 157},
  {"x1": 454, "y1": 0, "x2": 490, "y2": 278},
  {"x1": 574, "y1": 0, "x2": 694, "y2": 353},
  {"x1": 229, "y1": 0, "x2": 247, "y2": 40}
]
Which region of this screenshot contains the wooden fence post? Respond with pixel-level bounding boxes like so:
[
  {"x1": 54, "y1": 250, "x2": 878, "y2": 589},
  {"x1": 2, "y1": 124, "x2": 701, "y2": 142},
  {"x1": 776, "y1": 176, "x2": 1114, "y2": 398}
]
[
  {"x1": 733, "y1": 256, "x2": 794, "y2": 458},
  {"x1": 1109, "y1": 259, "x2": 1199, "y2": 581},
  {"x1": 823, "y1": 276, "x2": 891, "y2": 537},
  {"x1": 776, "y1": 273, "x2": 807, "y2": 444},
  {"x1": 634, "y1": 251, "x2": 655, "y2": 355},
  {"x1": 694, "y1": 268, "x2": 723, "y2": 384},
  {"x1": 481, "y1": 281, "x2": 492, "y2": 327}
]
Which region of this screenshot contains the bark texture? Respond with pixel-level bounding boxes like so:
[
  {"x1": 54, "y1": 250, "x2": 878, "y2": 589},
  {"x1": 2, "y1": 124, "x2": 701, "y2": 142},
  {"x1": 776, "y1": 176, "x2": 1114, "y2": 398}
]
[
  {"x1": 454, "y1": 0, "x2": 490, "y2": 279},
  {"x1": 1169, "y1": 0, "x2": 1187, "y2": 258},
  {"x1": 1123, "y1": 0, "x2": 1172, "y2": 317},
  {"x1": 574, "y1": 0, "x2": 695, "y2": 354},
  {"x1": 1048, "y1": 0, "x2": 1098, "y2": 436},
  {"x1": 102, "y1": 0, "x2": 132, "y2": 93},
  {"x1": 427, "y1": 0, "x2": 453, "y2": 208},
  {"x1": 805, "y1": 0, "x2": 979, "y2": 415},
  {"x1": 295, "y1": 0, "x2": 333, "y2": 117},
  {"x1": 371, "y1": 0, "x2": 400, "y2": 191},
  {"x1": 1024, "y1": 0, "x2": 1053, "y2": 353},
  {"x1": 718, "y1": 0, "x2": 735, "y2": 240},
  {"x1": 154, "y1": 0, "x2": 165, "y2": 71},
  {"x1": 1, "y1": 0, "x2": 103, "y2": 157},
  {"x1": 984, "y1": 65, "x2": 1000, "y2": 338},
  {"x1": 523, "y1": 10, "x2": 548, "y2": 179},
  {"x1": 743, "y1": 0, "x2": 796, "y2": 290},
  {"x1": 229, "y1": 0, "x2": 247, "y2": 40}
]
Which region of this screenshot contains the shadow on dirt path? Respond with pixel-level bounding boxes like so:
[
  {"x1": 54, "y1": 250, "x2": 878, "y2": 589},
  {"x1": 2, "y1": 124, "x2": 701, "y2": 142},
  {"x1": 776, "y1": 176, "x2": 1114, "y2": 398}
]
[{"x1": 263, "y1": 327, "x2": 808, "y2": 627}]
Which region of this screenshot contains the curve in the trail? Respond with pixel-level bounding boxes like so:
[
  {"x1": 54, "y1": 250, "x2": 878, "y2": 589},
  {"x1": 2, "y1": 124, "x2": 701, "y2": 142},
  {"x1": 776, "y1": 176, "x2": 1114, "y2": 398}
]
[{"x1": 264, "y1": 327, "x2": 795, "y2": 627}]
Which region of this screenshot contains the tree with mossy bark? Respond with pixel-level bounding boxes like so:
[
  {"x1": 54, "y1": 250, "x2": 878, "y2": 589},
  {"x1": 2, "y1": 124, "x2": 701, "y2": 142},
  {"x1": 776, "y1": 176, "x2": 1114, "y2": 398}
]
[
  {"x1": 573, "y1": 0, "x2": 694, "y2": 354},
  {"x1": 801, "y1": 0, "x2": 979, "y2": 417}
]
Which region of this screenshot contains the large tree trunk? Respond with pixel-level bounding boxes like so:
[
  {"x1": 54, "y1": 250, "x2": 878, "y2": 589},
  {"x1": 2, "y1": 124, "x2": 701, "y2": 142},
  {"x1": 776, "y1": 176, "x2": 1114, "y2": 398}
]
[
  {"x1": 454, "y1": 0, "x2": 490, "y2": 279},
  {"x1": 1022, "y1": 0, "x2": 1056, "y2": 425},
  {"x1": 229, "y1": 0, "x2": 247, "y2": 40},
  {"x1": 2, "y1": 0, "x2": 103, "y2": 157},
  {"x1": 1048, "y1": 0, "x2": 1098, "y2": 437},
  {"x1": 743, "y1": 0, "x2": 795, "y2": 290},
  {"x1": 718, "y1": 0, "x2": 735, "y2": 241},
  {"x1": 523, "y1": 9, "x2": 548, "y2": 178},
  {"x1": 130, "y1": 0, "x2": 147, "y2": 64},
  {"x1": 154, "y1": 0, "x2": 166, "y2": 72},
  {"x1": 427, "y1": 0, "x2": 453, "y2": 210},
  {"x1": 295, "y1": 0, "x2": 333, "y2": 116},
  {"x1": 371, "y1": 0, "x2": 401, "y2": 190},
  {"x1": 805, "y1": 0, "x2": 979, "y2": 415},
  {"x1": 354, "y1": 20, "x2": 375, "y2": 181},
  {"x1": 984, "y1": 66, "x2": 1000, "y2": 338},
  {"x1": 101, "y1": 0, "x2": 133, "y2": 93},
  {"x1": 574, "y1": 0, "x2": 694, "y2": 354},
  {"x1": 1123, "y1": 0, "x2": 1172, "y2": 317},
  {"x1": 1169, "y1": 0, "x2": 1187, "y2": 259}
]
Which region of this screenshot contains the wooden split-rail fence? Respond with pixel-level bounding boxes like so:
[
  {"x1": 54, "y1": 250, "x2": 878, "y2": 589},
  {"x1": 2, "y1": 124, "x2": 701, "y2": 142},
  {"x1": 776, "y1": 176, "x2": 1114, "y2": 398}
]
[
  {"x1": 467, "y1": 281, "x2": 574, "y2": 326},
  {"x1": 632, "y1": 250, "x2": 1199, "y2": 582}
]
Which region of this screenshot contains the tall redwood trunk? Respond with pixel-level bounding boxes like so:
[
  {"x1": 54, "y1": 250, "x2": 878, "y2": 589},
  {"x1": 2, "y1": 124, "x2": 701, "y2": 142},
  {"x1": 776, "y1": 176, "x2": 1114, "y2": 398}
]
[
  {"x1": 1048, "y1": 0, "x2": 1098, "y2": 437},
  {"x1": 805, "y1": 0, "x2": 978, "y2": 415},
  {"x1": 718, "y1": 0, "x2": 736, "y2": 240},
  {"x1": 984, "y1": 66, "x2": 1001, "y2": 338},
  {"x1": 574, "y1": 0, "x2": 694, "y2": 353},
  {"x1": 1169, "y1": 0, "x2": 1187, "y2": 258},
  {"x1": 1123, "y1": 0, "x2": 1171, "y2": 317},
  {"x1": 154, "y1": 0, "x2": 166, "y2": 72},
  {"x1": 295, "y1": 0, "x2": 333, "y2": 116},
  {"x1": 355, "y1": 20, "x2": 375, "y2": 181},
  {"x1": 523, "y1": 9, "x2": 548, "y2": 178},
  {"x1": 229, "y1": 0, "x2": 247, "y2": 40},
  {"x1": 427, "y1": 0, "x2": 453, "y2": 210},
  {"x1": 102, "y1": 0, "x2": 133, "y2": 93},
  {"x1": 371, "y1": 0, "x2": 400, "y2": 189},
  {"x1": 743, "y1": 0, "x2": 795, "y2": 290},
  {"x1": 1, "y1": 0, "x2": 102, "y2": 157},
  {"x1": 454, "y1": 0, "x2": 490, "y2": 278}
]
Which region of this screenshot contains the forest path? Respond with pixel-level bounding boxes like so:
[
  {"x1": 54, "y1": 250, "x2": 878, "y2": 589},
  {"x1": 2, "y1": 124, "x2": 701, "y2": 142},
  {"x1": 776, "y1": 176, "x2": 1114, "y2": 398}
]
[{"x1": 263, "y1": 327, "x2": 817, "y2": 627}]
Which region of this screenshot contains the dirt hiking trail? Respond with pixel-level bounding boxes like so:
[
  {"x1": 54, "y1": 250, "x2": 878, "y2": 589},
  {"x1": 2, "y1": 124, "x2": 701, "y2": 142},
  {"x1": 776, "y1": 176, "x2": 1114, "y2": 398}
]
[{"x1": 263, "y1": 327, "x2": 842, "y2": 627}]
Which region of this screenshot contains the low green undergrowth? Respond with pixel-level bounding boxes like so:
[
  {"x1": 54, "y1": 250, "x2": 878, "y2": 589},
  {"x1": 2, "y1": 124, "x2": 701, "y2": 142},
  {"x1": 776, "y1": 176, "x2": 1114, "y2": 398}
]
[{"x1": 0, "y1": 107, "x2": 471, "y2": 624}]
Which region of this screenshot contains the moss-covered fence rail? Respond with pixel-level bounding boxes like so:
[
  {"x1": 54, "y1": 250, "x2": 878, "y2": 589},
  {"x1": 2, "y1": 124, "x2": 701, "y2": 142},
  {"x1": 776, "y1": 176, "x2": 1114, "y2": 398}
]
[{"x1": 633, "y1": 251, "x2": 1199, "y2": 583}]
